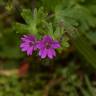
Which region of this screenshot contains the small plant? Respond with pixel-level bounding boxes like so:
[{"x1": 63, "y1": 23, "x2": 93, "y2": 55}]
[{"x1": 0, "y1": 0, "x2": 96, "y2": 96}]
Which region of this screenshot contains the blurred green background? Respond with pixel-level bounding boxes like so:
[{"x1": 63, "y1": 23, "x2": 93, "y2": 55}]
[{"x1": 0, "y1": 0, "x2": 96, "y2": 96}]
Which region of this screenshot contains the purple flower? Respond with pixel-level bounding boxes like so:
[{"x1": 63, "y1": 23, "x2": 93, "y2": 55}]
[
  {"x1": 37, "y1": 35, "x2": 60, "y2": 59},
  {"x1": 20, "y1": 35, "x2": 37, "y2": 56}
]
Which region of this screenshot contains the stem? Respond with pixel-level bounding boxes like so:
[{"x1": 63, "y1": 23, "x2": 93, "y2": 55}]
[{"x1": 31, "y1": 0, "x2": 36, "y2": 13}]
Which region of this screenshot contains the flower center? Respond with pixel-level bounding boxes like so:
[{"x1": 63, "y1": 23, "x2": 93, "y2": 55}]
[
  {"x1": 45, "y1": 42, "x2": 51, "y2": 49},
  {"x1": 29, "y1": 41, "x2": 35, "y2": 46}
]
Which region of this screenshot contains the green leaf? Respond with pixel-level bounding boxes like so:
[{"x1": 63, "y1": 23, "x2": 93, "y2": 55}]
[
  {"x1": 80, "y1": 87, "x2": 91, "y2": 96},
  {"x1": 14, "y1": 23, "x2": 28, "y2": 34},
  {"x1": 85, "y1": 75, "x2": 96, "y2": 96},
  {"x1": 74, "y1": 35, "x2": 96, "y2": 69},
  {"x1": 21, "y1": 9, "x2": 33, "y2": 24},
  {"x1": 86, "y1": 32, "x2": 96, "y2": 44}
]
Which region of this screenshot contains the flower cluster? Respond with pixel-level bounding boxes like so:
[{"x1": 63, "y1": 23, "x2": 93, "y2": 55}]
[{"x1": 20, "y1": 35, "x2": 60, "y2": 59}]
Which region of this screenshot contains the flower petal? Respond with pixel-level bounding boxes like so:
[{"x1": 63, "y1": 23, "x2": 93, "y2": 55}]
[
  {"x1": 52, "y1": 41, "x2": 60, "y2": 48},
  {"x1": 21, "y1": 46, "x2": 28, "y2": 52},
  {"x1": 21, "y1": 35, "x2": 36, "y2": 42},
  {"x1": 51, "y1": 49, "x2": 56, "y2": 56},
  {"x1": 39, "y1": 49, "x2": 47, "y2": 58},
  {"x1": 20, "y1": 43, "x2": 29, "y2": 48},
  {"x1": 37, "y1": 41, "x2": 44, "y2": 49},
  {"x1": 47, "y1": 49, "x2": 54, "y2": 59},
  {"x1": 43, "y1": 35, "x2": 53, "y2": 42},
  {"x1": 27, "y1": 47, "x2": 33, "y2": 56},
  {"x1": 20, "y1": 35, "x2": 38, "y2": 56}
]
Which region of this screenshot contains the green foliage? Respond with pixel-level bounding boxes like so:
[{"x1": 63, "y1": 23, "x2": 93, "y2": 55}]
[
  {"x1": 0, "y1": 0, "x2": 96, "y2": 96},
  {"x1": 86, "y1": 32, "x2": 96, "y2": 44},
  {"x1": 73, "y1": 35, "x2": 96, "y2": 69}
]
